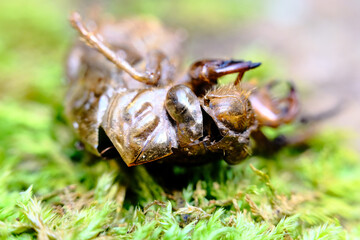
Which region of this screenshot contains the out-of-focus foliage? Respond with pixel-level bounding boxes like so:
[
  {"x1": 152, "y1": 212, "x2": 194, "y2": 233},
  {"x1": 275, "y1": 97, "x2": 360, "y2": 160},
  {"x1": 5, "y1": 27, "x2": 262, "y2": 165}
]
[{"x1": 0, "y1": 0, "x2": 359, "y2": 239}]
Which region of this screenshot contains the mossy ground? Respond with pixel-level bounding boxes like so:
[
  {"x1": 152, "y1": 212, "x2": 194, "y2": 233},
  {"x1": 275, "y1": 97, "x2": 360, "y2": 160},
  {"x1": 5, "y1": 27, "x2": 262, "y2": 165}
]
[{"x1": 0, "y1": 1, "x2": 360, "y2": 239}]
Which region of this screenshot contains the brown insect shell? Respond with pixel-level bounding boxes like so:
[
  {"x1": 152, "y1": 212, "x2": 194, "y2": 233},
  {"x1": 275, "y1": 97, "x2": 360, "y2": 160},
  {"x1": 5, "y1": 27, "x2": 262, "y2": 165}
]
[
  {"x1": 165, "y1": 84, "x2": 203, "y2": 146},
  {"x1": 65, "y1": 64, "x2": 118, "y2": 155},
  {"x1": 201, "y1": 84, "x2": 256, "y2": 136},
  {"x1": 100, "y1": 87, "x2": 178, "y2": 166}
]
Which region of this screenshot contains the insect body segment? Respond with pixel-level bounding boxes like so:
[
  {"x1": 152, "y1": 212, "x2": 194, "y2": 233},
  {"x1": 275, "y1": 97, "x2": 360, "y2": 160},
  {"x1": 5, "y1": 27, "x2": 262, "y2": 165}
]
[
  {"x1": 66, "y1": 13, "x2": 300, "y2": 166},
  {"x1": 165, "y1": 85, "x2": 203, "y2": 146},
  {"x1": 101, "y1": 88, "x2": 178, "y2": 166}
]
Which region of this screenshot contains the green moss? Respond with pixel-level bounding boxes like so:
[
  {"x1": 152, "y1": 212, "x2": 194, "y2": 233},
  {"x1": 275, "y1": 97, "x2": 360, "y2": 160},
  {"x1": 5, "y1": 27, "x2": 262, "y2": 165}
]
[{"x1": 0, "y1": 0, "x2": 359, "y2": 239}]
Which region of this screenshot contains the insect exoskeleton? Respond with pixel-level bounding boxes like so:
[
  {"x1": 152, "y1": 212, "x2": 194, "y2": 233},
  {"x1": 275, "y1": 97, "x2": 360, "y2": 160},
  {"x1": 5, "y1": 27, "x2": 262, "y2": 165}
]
[
  {"x1": 165, "y1": 84, "x2": 203, "y2": 146},
  {"x1": 200, "y1": 85, "x2": 258, "y2": 165},
  {"x1": 202, "y1": 85, "x2": 256, "y2": 135},
  {"x1": 100, "y1": 87, "x2": 178, "y2": 166},
  {"x1": 66, "y1": 12, "x2": 304, "y2": 167}
]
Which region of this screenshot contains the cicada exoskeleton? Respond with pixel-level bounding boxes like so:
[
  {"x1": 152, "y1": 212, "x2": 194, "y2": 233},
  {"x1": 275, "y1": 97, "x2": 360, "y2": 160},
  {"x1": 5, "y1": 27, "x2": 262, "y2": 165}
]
[{"x1": 66, "y1": 12, "x2": 300, "y2": 166}]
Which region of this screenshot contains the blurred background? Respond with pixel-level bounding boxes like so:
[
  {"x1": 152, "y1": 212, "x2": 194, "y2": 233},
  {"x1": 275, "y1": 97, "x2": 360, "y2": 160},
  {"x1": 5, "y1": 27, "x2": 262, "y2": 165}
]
[{"x1": 0, "y1": 0, "x2": 359, "y2": 149}]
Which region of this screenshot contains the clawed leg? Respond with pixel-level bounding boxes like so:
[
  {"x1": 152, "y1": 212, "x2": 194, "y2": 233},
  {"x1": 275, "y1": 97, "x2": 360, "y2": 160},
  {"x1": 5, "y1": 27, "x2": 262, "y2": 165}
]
[
  {"x1": 249, "y1": 82, "x2": 299, "y2": 128},
  {"x1": 187, "y1": 59, "x2": 261, "y2": 96},
  {"x1": 70, "y1": 12, "x2": 163, "y2": 85},
  {"x1": 249, "y1": 82, "x2": 308, "y2": 154}
]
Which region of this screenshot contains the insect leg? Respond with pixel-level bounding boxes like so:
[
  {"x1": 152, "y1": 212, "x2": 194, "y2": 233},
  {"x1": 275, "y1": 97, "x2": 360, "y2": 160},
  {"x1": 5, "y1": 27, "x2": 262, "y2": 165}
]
[
  {"x1": 186, "y1": 59, "x2": 260, "y2": 96},
  {"x1": 251, "y1": 127, "x2": 315, "y2": 155},
  {"x1": 249, "y1": 82, "x2": 299, "y2": 128},
  {"x1": 70, "y1": 12, "x2": 159, "y2": 85},
  {"x1": 207, "y1": 134, "x2": 251, "y2": 165},
  {"x1": 142, "y1": 50, "x2": 176, "y2": 86}
]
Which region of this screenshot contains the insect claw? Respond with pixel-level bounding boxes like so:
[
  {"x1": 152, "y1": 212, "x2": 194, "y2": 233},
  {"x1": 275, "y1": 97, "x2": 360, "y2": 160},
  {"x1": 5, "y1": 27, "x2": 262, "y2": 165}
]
[
  {"x1": 282, "y1": 82, "x2": 299, "y2": 123},
  {"x1": 249, "y1": 62, "x2": 261, "y2": 69},
  {"x1": 249, "y1": 80, "x2": 300, "y2": 127},
  {"x1": 213, "y1": 61, "x2": 260, "y2": 76},
  {"x1": 229, "y1": 61, "x2": 259, "y2": 85}
]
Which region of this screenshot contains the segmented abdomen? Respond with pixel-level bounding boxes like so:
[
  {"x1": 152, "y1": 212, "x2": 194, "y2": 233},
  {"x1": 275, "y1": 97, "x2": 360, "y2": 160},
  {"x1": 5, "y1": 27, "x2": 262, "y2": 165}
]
[{"x1": 101, "y1": 88, "x2": 178, "y2": 166}]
